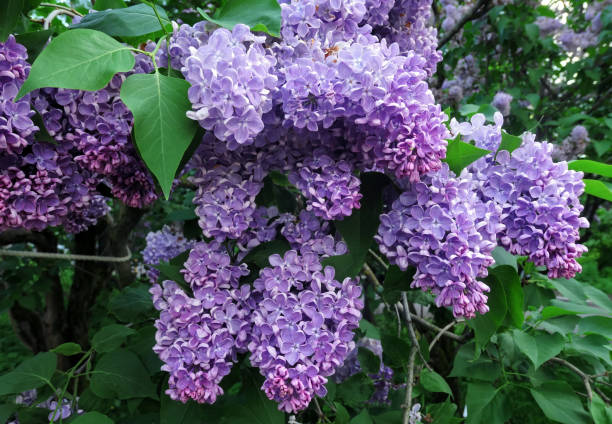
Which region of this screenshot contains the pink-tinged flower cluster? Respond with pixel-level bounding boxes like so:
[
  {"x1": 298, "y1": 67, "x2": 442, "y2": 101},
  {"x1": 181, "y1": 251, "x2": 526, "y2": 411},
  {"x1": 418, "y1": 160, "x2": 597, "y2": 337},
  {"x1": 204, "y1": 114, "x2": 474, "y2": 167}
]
[
  {"x1": 454, "y1": 113, "x2": 589, "y2": 279},
  {"x1": 33, "y1": 52, "x2": 158, "y2": 208},
  {"x1": 150, "y1": 241, "x2": 251, "y2": 404},
  {"x1": 248, "y1": 250, "x2": 363, "y2": 412},
  {"x1": 0, "y1": 37, "x2": 107, "y2": 232},
  {"x1": 376, "y1": 164, "x2": 501, "y2": 318}
]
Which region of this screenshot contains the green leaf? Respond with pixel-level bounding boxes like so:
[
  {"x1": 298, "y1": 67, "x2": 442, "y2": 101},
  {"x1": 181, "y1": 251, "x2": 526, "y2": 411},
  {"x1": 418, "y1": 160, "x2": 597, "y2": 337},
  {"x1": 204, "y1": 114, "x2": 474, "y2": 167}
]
[
  {"x1": 583, "y1": 179, "x2": 612, "y2": 202},
  {"x1": 70, "y1": 412, "x2": 115, "y2": 424},
  {"x1": 108, "y1": 284, "x2": 154, "y2": 323},
  {"x1": 93, "y1": 0, "x2": 127, "y2": 10},
  {"x1": 120, "y1": 72, "x2": 198, "y2": 199},
  {"x1": 0, "y1": 0, "x2": 23, "y2": 42},
  {"x1": 569, "y1": 160, "x2": 612, "y2": 178},
  {"x1": 578, "y1": 316, "x2": 612, "y2": 339},
  {"x1": 359, "y1": 319, "x2": 381, "y2": 340},
  {"x1": 429, "y1": 399, "x2": 458, "y2": 424},
  {"x1": 127, "y1": 325, "x2": 163, "y2": 376},
  {"x1": 350, "y1": 409, "x2": 373, "y2": 424},
  {"x1": 590, "y1": 393, "x2": 612, "y2": 424},
  {"x1": 567, "y1": 335, "x2": 612, "y2": 366},
  {"x1": 490, "y1": 246, "x2": 517, "y2": 270},
  {"x1": 497, "y1": 130, "x2": 523, "y2": 155},
  {"x1": 0, "y1": 404, "x2": 17, "y2": 424},
  {"x1": 17, "y1": 29, "x2": 135, "y2": 100},
  {"x1": 198, "y1": 0, "x2": 281, "y2": 37},
  {"x1": 443, "y1": 136, "x2": 490, "y2": 175},
  {"x1": 336, "y1": 373, "x2": 374, "y2": 408},
  {"x1": 465, "y1": 382, "x2": 500, "y2": 424},
  {"x1": 91, "y1": 324, "x2": 136, "y2": 353},
  {"x1": 14, "y1": 30, "x2": 53, "y2": 62},
  {"x1": 222, "y1": 370, "x2": 284, "y2": 424},
  {"x1": 525, "y1": 23, "x2": 539, "y2": 41},
  {"x1": 420, "y1": 369, "x2": 453, "y2": 397},
  {"x1": 51, "y1": 342, "x2": 83, "y2": 356},
  {"x1": 381, "y1": 334, "x2": 411, "y2": 368},
  {"x1": 357, "y1": 347, "x2": 381, "y2": 375},
  {"x1": 72, "y1": 4, "x2": 171, "y2": 37},
  {"x1": 382, "y1": 265, "x2": 416, "y2": 304},
  {"x1": 322, "y1": 172, "x2": 390, "y2": 280},
  {"x1": 491, "y1": 265, "x2": 523, "y2": 327},
  {"x1": 449, "y1": 342, "x2": 501, "y2": 381},
  {"x1": 459, "y1": 104, "x2": 480, "y2": 116},
  {"x1": 530, "y1": 381, "x2": 591, "y2": 424},
  {"x1": 468, "y1": 275, "x2": 507, "y2": 350},
  {"x1": 160, "y1": 392, "x2": 223, "y2": 424},
  {"x1": 512, "y1": 330, "x2": 564, "y2": 369},
  {"x1": 334, "y1": 403, "x2": 351, "y2": 424},
  {"x1": 0, "y1": 352, "x2": 57, "y2": 395},
  {"x1": 90, "y1": 349, "x2": 157, "y2": 400}
]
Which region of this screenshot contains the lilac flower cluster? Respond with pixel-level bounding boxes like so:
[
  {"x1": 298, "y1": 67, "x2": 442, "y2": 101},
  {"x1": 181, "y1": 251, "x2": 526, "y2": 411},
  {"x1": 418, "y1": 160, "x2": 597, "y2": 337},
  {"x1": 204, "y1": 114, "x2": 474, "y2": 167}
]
[
  {"x1": 10, "y1": 390, "x2": 84, "y2": 423},
  {"x1": 142, "y1": 225, "x2": 196, "y2": 281},
  {"x1": 453, "y1": 113, "x2": 589, "y2": 279},
  {"x1": 288, "y1": 155, "x2": 362, "y2": 220},
  {"x1": 334, "y1": 338, "x2": 398, "y2": 404},
  {"x1": 491, "y1": 91, "x2": 513, "y2": 116},
  {"x1": 553, "y1": 125, "x2": 589, "y2": 161},
  {"x1": 151, "y1": 241, "x2": 251, "y2": 403},
  {"x1": 0, "y1": 36, "x2": 36, "y2": 156},
  {"x1": 535, "y1": 1, "x2": 611, "y2": 54},
  {"x1": 248, "y1": 250, "x2": 363, "y2": 412},
  {"x1": 0, "y1": 37, "x2": 108, "y2": 232},
  {"x1": 34, "y1": 53, "x2": 158, "y2": 208},
  {"x1": 376, "y1": 164, "x2": 500, "y2": 318},
  {"x1": 436, "y1": 54, "x2": 482, "y2": 104},
  {"x1": 182, "y1": 24, "x2": 277, "y2": 148}
]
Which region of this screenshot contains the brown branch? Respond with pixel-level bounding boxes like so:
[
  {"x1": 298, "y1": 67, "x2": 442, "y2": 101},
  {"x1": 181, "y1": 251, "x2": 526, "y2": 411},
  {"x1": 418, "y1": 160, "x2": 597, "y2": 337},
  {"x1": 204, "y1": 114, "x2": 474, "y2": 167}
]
[
  {"x1": 410, "y1": 312, "x2": 466, "y2": 342},
  {"x1": 438, "y1": 0, "x2": 492, "y2": 48},
  {"x1": 549, "y1": 357, "x2": 593, "y2": 401},
  {"x1": 400, "y1": 294, "x2": 433, "y2": 371}
]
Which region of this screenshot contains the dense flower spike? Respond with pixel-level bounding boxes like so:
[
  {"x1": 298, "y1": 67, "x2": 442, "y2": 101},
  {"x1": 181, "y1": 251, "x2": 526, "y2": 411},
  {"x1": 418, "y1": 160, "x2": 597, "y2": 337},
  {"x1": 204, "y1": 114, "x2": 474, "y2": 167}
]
[
  {"x1": 491, "y1": 91, "x2": 513, "y2": 116},
  {"x1": 553, "y1": 125, "x2": 589, "y2": 161},
  {"x1": 453, "y1": 113, "x2": 589, "y2": 279},
  {"x1": 182, "y1": 24, "x2": 277, "y2": 148},
  {"x1": 248, "y1": 250, "x2": 363, "y2": 412},
  {"x1": 33, "y1": 53, "x2": 158, "y2": 209},
  {"x1": 288, "y1": 155, "x2": 362, "y2": 220},
  {"x1": 151, "y1": 241, "x2": 251, "y2": 404},
  {"x1": 376, "y1": 164, "x2": 500, "y2": 318},
  {"x1": 142, "y1": 225, "x2": 196, "y2": 282}
]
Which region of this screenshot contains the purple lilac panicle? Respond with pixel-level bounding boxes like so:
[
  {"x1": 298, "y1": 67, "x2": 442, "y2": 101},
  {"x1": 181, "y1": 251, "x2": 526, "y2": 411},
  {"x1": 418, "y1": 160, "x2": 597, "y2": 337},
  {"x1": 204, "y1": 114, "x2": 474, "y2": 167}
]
[
  {"x1": 453, "y1": 113, "x2": 589, "y2": 279},
  {"x1": 248, "y1": 250, "x2": 363, "y2": 412},
  {"x1": 376, "y1": 164, "x2": 501, "y2": 318},
  {"x1": 151, "y1": 241, "x2": 251, "y2": 404},
  {"x1": 141, "y1": 225, "x2": 196, "y2": 282}
]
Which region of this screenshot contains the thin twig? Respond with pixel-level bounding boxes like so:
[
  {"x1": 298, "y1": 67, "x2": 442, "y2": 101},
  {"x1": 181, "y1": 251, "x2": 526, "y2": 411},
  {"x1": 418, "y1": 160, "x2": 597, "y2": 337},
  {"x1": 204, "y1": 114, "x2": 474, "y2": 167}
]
[
  {"x1": 313, "y1": 398, "x2": 330, "y2": 423},
  {"x1": 394, "y1": 304, "x2": 402, "y2": 337},
  {"x1": 362, "y1": 263, "x2": 382, "y2": 289},
  {"x1": 549, "y1": 357, "x2": 593, "y2": 401},
  {"x1": 368, "y1": 249, "x2": 389, "y2": 270},
  {"x1": 409, "y1": 312, "x2": 465, "y2": 342},
  {"x1": 401, "y1": 294, "x2": 432, "y2": 371},
  {"x1": 428, "y1": 320, "x2": 457, "y2": 352},
  {"x1": 40, "y1": 2, "x2": 82, "y2": 15},
  {"x1": 402, "y1": 347, "x2": 418, "y2": 424},
  {"x1": 438, "y1": 0, "x2": 491, "y2": 48},
  {"x1": 43, "y1": 9, "x2": 79, "y2": 29}
]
